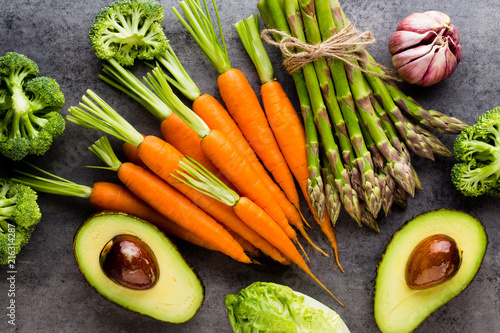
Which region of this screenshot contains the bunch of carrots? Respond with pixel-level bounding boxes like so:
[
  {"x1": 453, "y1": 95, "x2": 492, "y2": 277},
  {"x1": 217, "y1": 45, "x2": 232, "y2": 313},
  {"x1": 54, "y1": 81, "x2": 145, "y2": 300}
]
[{"x1": 13, "y1": 0, "x2": 349, "y2": 303}]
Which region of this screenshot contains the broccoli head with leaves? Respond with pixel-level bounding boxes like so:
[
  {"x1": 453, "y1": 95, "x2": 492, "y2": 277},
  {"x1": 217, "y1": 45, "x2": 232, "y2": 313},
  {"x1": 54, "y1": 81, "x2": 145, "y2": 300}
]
[
  {"x1": 451, "y1": 107, "x2": 500, "y2": 197},
  {"x1": 0, "y1": 52, "x2": 66, "y2": 161},
  {"x1": 89, "y1": 0, "x2": 169, "y2": 66},
  {"x1": 0, "y1": 178, "x2": 41, "y2": 264}
]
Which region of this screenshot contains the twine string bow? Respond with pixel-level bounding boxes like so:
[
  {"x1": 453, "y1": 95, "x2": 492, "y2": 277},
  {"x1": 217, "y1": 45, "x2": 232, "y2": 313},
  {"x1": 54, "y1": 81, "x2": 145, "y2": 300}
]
[{"x1": 261, "y1": 22, "x2": 400, "y2": 81}]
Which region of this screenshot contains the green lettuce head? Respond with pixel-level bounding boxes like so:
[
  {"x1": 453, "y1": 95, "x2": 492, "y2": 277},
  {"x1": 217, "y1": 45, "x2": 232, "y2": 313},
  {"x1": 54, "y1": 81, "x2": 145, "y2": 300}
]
[{"x1": 225, "y1": 282, "x2": 350, "y2": 333}]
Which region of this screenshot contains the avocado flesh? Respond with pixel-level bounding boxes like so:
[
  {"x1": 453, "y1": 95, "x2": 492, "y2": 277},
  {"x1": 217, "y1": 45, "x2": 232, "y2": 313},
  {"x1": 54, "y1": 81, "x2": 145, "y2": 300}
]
[
  {"x1": 374, "y1": 209, "x2": 487, "y2": 333},
  {"x1": 73, "y1": 212, "x2": 204, "y2": 323}
]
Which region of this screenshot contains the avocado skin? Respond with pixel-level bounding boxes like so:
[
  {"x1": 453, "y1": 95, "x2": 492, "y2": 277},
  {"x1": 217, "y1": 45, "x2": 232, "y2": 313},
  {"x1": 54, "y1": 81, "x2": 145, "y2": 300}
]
[
  {"x1": 73, "y1": 211, "x2": 205, "y2": 324},
  {"x1": 373, "y1": 209, "x2": 488, "y2": 333}
]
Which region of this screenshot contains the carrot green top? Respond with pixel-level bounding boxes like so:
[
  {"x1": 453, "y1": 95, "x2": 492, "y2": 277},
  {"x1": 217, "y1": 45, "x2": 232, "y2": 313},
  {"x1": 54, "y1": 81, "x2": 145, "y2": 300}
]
[
  {"x1": 172, "y1": 157, "x2": 240, "y2": 207},
  {"x1": 156, "y1": 44, "x2": 201, "y2": 101},
  {"x1": 12, "y1": 163, "x2": 92, "y2": 199},
  {"x1": 235, "y1": 15, "x2": 274, "y2": 85},
  {"x1": 172, "y1": 0, "x2": 232, "y2": 75}
]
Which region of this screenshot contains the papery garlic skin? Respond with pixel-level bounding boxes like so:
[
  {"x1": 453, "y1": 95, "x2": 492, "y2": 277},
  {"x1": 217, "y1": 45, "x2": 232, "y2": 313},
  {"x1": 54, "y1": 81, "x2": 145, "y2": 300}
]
[{"x1": 389, "y1": 11, "x2": 461, "y2": 87}]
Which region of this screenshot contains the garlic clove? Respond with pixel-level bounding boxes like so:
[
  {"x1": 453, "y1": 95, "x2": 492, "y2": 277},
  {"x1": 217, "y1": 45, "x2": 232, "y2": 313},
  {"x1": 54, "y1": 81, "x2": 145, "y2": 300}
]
[
  {"x1": 397, "y1": 48, "x2": 437, "y2": 85},
  {"x1": 423, "y1": 11, "x2": 451, "y2": 26},
  {"x1": 420, "y1": 46, "x2": 447, "y2": 87},
  {"x1": 454, "y1": 44, "x2": 463, "y2": 64},
  {"x1": 443, "y1": 47, "x2": 458, "y2": 78},
  {"x1": 392, "y1": 43, "x2": 435, "y2": 69},
  {"x1": 396, "y1": 12, "x2": 443, "y2": 34},
  {"x1": 388, "y1": 30, "x2": 435, "y2": 55},
  {"x1": 446, "y1": 24, "x2": 461, "y2": 47}
]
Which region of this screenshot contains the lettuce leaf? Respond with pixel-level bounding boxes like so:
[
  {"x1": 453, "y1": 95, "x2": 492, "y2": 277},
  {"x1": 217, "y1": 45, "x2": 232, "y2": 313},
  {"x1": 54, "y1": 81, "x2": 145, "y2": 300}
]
[{"x1": 225, "y1": 282, "x2": 350, "y2": 333}]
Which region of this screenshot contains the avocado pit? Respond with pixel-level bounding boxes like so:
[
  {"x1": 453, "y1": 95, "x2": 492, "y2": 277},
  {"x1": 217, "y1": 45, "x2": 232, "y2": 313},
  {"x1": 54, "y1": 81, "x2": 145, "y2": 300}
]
[
  {"x1": 100, "y1": 234, "x2": 159, "y2": 290},
  {"x1": 405, "y1": 234, "x2": 462, "y2": 290}
]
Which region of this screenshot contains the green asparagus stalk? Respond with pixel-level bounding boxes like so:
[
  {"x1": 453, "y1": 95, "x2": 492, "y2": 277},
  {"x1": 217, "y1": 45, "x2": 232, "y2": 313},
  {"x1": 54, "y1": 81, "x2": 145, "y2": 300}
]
[
  {"x1": 313, "y1": 0, "x2": 382, "y2": 218},
  {"x1": 370, "y1": 58, "x2": 469, "y2": 135},
  {"x1": 328, "y1": 0, "x2": 415, "y2": 197},
  {"x1": 370, "y1": 95, "x2": 423, "y2": 191},
  {"x1": 257, "y1": 0, "x2": 327, "y2": 221},
  {"x1": 393, "y1": 185, "x2": 408, "y2": 210},
  {"x1": 376, "y1": 167, "x2": 396, "y2": 217},
  {"x1": 358, "y1": 55, "x2": 434, "y2": 160},
  {"x1": 414, "y1": 124, "x2": 454, "y2": 157},
  {"x1": 321, "y1": 157, "x2": 342, "y2": 226},
  {"x1": 261, "y1": 0, "x2": 361, "y2": 223}
]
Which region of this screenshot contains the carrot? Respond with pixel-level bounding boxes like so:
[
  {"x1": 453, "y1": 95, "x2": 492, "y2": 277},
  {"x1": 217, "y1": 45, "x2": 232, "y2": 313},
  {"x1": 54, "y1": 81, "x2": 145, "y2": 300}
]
[
  {"x1": 12, "y1": 166, "x2": 219, "y2": 252},
  {"x1": 173, "y1": 0, "x2": 300, "y2": 208},
  {"x1": 198, "y1": 129, "x2": 296, "y2": 239},
  {"x1": 117, "y1": 160, "x2": 251, "y2": 264},
  {"x1": 99, "y1": 61, "x2": 294, "y2": 241},
  {"x1": 193, "y1": 94, "x2": 327, "y2": 256},
  {"x1": 174, "y1": 157, "x2": 343, "y2": 305},
  {"x1": 100, "y1": 60, "x2": 233, "y2": 189},
  {"x1": 160, "y1": 113, "x2": 234, "y2": 189},
  {"x1": 235, "y1": 16, "x2": 311, "y2": 215},
  {"x1": 261, "y1": 81, "x2": 310, "y2": 195},
  {"x1": 122, "y1": 142, "x2": 146, "y2": 168},
  {"x1": 217, "y1": 68, "x2": 299, "y2": 205},
  {"x1": 92, "y1": 134, "x2": 289, "y2": 265},
  {"x1": 236, "y1": 15, "x2": 346, "y2": 270},
  {"x1": 133, "y1": 135, "x2": 289, "y2": 265}
]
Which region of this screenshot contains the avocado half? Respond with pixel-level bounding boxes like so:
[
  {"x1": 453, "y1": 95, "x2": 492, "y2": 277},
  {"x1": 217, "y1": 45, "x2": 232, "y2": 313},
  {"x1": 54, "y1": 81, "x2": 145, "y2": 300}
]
[
  {"x1": 73, "y1": 212, "x2": 204, "y2": 323},
  {"x1": 374, "y1": 209, "x2": 487, "y2": 333}
]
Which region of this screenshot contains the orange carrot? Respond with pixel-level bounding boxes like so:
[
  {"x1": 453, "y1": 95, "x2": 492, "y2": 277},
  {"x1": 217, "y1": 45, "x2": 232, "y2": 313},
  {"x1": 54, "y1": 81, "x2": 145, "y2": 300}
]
[
  {"x1": 198, "y1": 130, "x2": 296, "y2": 240},
  {"x1": 68, "y1": 90, "x2": 295, "y2": 244},
  {"x1": 116, "y1": 161, "x2": 251, "y2": 264},
  {"x1": 192, "y1": 94, "x2": 327, "y2": 255},
  {"x1": 261, "y1": 81, "x2": 309, "y2": 197},
  {"x1": 135, "y1": 135, "x2": 289, "y2": 265},
  {"x1": 99, "y1": 62, "x2": 295, "y2": 242},
  {"x1": 173, "y1": 1, "x2": 300, "y2": 212},
  {"x1": 12, "y1": 168, "x2": 220, "y2": 252},
  {"x1": 90, "y1": 182, "x2": 221, "y2": 252},
  {"x1": 174, "y1": 156, "x2": 342, "y2": 305},
  {"x1": 218, "y1": 68, "x2": 300, "y2": 207}
]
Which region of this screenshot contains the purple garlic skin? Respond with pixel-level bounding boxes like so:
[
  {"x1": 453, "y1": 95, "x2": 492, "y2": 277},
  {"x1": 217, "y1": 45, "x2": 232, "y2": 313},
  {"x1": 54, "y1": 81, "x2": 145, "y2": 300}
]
[{"x1": 389, "y1": 11, "x2": 461, "y2": 87}]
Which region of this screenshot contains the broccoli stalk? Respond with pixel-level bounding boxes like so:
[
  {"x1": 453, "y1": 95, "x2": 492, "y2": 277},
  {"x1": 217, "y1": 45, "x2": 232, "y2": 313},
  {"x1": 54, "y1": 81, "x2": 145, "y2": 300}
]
[
  {"x1": 0, "y1": 52, "x2": 65, "y2": 160},
  {"x1": 0, "y1": 178, "x2": 41, "y2": 264},
  {"x1": 89, "y1": 0, "x2": 169, "y2": 66},
  {"x1": 451, "y1": 107, "x2": 500, "y2": 196}
]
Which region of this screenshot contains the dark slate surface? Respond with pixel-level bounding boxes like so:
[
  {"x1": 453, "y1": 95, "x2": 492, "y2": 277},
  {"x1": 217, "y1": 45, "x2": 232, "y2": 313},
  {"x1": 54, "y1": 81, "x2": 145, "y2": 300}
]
[{"x1": 0, "y1": 0, "x2": 499, "y2": 332}]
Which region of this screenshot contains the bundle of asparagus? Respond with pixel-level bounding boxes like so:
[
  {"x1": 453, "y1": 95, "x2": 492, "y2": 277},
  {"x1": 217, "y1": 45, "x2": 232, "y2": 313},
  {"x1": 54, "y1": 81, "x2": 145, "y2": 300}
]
[{"x1": 258, "y1": 0, "x2": 468, "y2": 231}]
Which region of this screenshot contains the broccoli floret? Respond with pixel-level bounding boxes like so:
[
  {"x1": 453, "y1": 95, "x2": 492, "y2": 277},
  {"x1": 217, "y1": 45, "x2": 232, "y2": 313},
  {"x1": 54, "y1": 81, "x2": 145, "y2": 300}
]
[
  {"x1": 89, "y1": 0, "x2": 169, "y2": 66},
  {"x1": 0, "y1": 52, "x2": 66, "y2": 160},
  {"x1": 0, "y1": 88, "x2": 11, "y2": 113},
  {"x1": 0, "y1": 178, "x2": 41, "y2": 264},
  {"x1": 451, "y1": 107, "x2": 500, "y2": 197}
]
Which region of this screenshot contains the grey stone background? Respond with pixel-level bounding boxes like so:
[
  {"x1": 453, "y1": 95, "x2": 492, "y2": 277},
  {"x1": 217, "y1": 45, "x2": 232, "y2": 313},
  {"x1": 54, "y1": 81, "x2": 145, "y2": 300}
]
[{"x1": 0, "y1": 0, "x2": 498, "y2": 332}]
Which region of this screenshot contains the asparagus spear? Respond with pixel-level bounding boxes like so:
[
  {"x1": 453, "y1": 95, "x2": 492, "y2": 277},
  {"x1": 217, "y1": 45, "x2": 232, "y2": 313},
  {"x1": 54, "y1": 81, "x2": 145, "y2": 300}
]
[
  {"x1": 366, "y1": 54, "x2": 469, "y2": 135},
  {"x1": 414, "y1": 124, "x2": 454, "y2": 157},
  {"x1": 257, "y1": 0, "x2": 327, "y2": 221},
  {"x1": 328, "y1": 0, "x2": 415, "y2": 197},
  {"x1": 321, "y1": 157, "x2": 342, "y2": 226},
  {"x1": 369, "y1": 95, "x2": 423, "y2": 191},
  {"x1": 261, "y1": 0, "x2": 362, "y2": 223},
  {"x1": 310, "y1": 0, "x2": 382, "y2": 218}
]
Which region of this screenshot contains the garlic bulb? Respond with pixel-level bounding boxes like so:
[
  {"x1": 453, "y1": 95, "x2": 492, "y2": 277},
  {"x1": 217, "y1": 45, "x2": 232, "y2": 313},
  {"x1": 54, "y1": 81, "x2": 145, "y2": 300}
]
[{"x1": 388, "y1": 11, "x2": 462, "y2": 87}]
